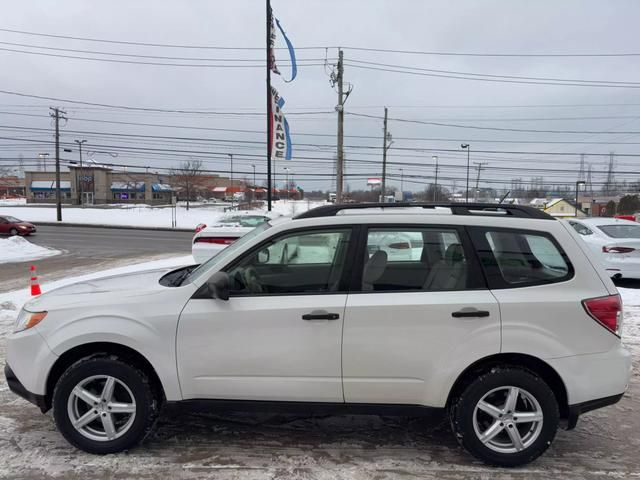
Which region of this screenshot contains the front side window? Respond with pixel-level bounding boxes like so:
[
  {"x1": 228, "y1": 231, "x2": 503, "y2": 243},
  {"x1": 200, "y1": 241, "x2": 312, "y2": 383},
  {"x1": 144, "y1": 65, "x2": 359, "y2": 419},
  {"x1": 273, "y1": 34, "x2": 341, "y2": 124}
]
[
  {"x1": 226, "y1": 229, "x2": 351, "y2": 295},
  {"x1": 479, "y1": 229, "x2": 571, "y2": 286},
  {"x1": 359, "y1": 228, "x2": 470, "y2": 292},
  {"x1": 598, "y1": 224, "x2": 640, "y2": 238}
]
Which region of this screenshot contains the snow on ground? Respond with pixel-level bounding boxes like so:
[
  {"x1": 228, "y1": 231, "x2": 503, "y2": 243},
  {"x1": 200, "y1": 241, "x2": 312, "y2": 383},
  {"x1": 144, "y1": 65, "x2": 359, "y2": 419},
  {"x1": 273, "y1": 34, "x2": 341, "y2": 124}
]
[
  {"x1": 0, "y1": 200, "x2": 328, "y2": 230},
  {"x1": 0, "y1": 236, "x2": 61, "y2": 265}
]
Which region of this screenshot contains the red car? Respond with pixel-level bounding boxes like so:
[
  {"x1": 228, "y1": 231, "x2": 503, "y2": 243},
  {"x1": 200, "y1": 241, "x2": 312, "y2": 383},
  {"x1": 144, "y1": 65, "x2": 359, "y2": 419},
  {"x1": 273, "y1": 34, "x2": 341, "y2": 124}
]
[{"x1": 0, "y1": 215, "x2": 36, "y2": 236}]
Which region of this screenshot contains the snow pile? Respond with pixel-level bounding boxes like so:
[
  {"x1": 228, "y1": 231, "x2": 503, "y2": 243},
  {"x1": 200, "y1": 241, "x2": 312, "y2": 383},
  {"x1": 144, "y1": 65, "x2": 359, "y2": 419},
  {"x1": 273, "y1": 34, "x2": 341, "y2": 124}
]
[
  {"x1": 0, "y1": 200, "x2": 329, "y2": 229},
  {"x1": 619, "y1": 288, "x2": 640, "y2": 361},
  {"x1": 0, "y1": 236, "x2": 61, "y2": 264}
]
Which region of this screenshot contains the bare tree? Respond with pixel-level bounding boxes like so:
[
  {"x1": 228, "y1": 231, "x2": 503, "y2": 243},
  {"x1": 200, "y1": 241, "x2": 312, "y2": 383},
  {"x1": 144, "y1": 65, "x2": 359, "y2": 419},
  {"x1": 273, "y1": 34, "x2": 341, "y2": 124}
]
[{"x1": 171, "y1": 159, "x2": 203, "y2": 211}]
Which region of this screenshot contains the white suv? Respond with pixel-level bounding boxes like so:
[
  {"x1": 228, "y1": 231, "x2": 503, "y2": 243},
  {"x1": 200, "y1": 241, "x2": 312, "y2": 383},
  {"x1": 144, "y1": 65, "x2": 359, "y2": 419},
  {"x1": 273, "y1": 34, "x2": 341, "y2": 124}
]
[{"x1": 5, "y1": 203, "x2": 631, "y2": 467}]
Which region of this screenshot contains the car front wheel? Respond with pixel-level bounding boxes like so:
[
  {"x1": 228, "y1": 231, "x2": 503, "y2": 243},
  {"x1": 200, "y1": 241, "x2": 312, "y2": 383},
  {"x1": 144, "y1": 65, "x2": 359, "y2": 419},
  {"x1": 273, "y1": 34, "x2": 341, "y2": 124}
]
[
  {"x1": 450, "y1": 367, "x2": 559, "y2": 467},
  {"x1": 9, "y1": 228, "x2": 18, "y2": 236},
  {"x1": 53, "y1": 357, "x2": 160, "y2": 454}
]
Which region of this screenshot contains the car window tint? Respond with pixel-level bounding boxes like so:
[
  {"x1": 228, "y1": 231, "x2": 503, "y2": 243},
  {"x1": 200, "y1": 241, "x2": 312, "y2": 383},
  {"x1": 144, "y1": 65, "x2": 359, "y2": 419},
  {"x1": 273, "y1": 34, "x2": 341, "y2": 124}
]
[
  {"x1": 484, "y1": 231, "x2": 570, "y2": 285},
  {"x1": 598, "y1": 224, "x2": 640, "y2": 238},
  {"x1": 569, "y1": 221, "x2": 593, "y2": 236},
  {"x1": 226, "y1": 229, "x2": 351, "y2": 295},
  {"x1": 360, "y1": 228, "x2": 468, "y2": 292}
]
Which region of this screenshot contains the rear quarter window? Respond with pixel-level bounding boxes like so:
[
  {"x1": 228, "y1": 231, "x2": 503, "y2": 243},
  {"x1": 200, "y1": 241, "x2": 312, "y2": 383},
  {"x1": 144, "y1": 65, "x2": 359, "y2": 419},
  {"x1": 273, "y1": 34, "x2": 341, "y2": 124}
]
[{"x1": 470, "y1": 227, "x2": 573, "y2": 288}]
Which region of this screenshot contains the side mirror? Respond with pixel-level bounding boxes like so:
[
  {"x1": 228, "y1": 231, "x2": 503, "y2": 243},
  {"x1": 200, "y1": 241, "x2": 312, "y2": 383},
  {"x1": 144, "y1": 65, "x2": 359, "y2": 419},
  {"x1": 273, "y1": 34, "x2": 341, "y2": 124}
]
[
  {"x1": 207, "y1": 272, "x2": 230, "y2": 301},
  {"x1": 257, "y1": 248, "x2": 270, "y2": 264}
]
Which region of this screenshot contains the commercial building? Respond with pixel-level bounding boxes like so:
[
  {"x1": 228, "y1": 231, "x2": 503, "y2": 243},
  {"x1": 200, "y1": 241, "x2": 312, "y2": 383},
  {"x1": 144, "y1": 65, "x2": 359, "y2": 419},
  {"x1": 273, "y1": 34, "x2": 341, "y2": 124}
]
[{"x1": 24, "y1": 167, "x2": 174, "y2": 205}]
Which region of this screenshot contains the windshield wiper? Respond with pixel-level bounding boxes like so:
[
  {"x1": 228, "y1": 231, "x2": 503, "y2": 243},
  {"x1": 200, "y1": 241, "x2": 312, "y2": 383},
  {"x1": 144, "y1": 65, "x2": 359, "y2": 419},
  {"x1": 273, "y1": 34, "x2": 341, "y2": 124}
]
[{"x1": 170, "y1": 266, "x2": 196, "y2": 287}]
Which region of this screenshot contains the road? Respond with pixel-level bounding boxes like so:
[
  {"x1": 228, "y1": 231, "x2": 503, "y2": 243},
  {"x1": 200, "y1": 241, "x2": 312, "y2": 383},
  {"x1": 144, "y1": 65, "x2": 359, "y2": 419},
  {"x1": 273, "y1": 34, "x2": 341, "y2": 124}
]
[{"x1": 0, "y1": 225, "x2": 193, "y2": 293}]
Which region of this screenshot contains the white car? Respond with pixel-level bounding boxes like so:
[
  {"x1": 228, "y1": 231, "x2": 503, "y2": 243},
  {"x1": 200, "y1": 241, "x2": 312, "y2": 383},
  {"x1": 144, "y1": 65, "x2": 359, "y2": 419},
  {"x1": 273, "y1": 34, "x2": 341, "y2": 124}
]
[
  {"x1": 6, "y1": 203, "x2": 631, "y2": 466},
  {"x1": 192, "y1": 213, "x2": 272, "y2": 263},
  {"x1": 566, "y1": 217, "x2": 640, "y2": 279}
]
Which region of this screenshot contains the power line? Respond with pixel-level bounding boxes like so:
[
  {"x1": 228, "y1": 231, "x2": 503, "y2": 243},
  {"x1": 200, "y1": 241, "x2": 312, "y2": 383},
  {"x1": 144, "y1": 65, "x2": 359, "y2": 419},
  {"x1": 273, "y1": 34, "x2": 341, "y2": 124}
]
[
  {"x1": 0, "y1": 88, "x2": 334, "y2": 114},
  {"x1": 346, "y1": 63, "x2": 640, "y2": 89},
  {"x1": 348, "y1": 59, "x2": 640, "y2": 86},
  {"x1": 347, "y1": 111, "x2": 640, "y2": 135},
  {"x1": 343, "y1": 46, "x2": 640, "y2": 58}
]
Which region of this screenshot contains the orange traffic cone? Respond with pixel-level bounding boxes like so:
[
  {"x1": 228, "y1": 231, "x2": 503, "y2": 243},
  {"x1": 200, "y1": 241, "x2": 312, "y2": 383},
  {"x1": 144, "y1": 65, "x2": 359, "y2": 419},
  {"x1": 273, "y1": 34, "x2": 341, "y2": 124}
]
[{"x1": 30, "y1": 265, "x2": 42, "y2": 296}]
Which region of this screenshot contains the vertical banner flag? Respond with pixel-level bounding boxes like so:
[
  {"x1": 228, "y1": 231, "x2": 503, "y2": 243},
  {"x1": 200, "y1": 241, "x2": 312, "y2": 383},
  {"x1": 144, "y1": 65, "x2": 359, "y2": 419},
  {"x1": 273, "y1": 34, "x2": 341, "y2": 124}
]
[
  {"x1": 269, "y1": 8, "x2": 297, "y2": 82},
  {"x1": 270, "y1": 86, "x2": 292, "y2": 160}
]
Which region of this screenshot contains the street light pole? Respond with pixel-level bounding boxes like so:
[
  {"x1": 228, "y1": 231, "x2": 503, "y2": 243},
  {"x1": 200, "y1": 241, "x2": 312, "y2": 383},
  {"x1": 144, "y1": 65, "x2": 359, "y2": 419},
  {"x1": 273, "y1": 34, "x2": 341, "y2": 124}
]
[
  {"x1": 74, "y1": 139, "x2": 87, "y2": 206},
  {"x1": 228, "y1": 153, "x2": 234, "y2": 207},
  {"x1": 432, "y1": 155, "x2": 439, "y2": 202},
  {"x1": 461, "y1": 144, "x2": 470, "y2": 202},
  {"x1": 575, "y1": 180, "x2": 586, "y2": 217},
  {"x1": 284, "y1": 167, "x2": 290, "y2": 201}
]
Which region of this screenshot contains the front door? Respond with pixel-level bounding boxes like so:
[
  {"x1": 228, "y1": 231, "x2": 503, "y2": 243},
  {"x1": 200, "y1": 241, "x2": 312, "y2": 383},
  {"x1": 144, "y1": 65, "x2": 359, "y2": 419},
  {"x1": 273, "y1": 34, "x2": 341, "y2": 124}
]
[
  {"x1": 342, "y1": 225, "x2": 501, "y2": 407},
  {"x1": 82, "y1": 192, "x2": 94, "y2": 205},
  {"x1": 177, "y1": 227, "x2": 355, "y2": 402}
]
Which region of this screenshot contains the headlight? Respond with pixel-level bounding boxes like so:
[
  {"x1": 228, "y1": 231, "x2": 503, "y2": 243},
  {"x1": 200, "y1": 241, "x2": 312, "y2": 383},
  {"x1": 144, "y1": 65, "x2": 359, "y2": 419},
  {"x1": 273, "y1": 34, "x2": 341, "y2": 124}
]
[{"x1": 14, "y1": 309, "x2": 47, "y2": 333}]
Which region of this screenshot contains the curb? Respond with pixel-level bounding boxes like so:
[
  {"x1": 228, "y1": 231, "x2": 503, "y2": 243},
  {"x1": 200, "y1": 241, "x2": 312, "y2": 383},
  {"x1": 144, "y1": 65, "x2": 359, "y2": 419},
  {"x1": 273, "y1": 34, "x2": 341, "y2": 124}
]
[{"x1": 36, "y1": 222, "x2": 193, "y2": 233}]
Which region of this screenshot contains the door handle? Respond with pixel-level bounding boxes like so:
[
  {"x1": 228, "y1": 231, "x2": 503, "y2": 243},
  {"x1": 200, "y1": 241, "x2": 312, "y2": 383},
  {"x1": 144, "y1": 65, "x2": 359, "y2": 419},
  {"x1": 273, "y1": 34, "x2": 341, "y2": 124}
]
[
  {"x1": 302, "y1": 310, "x2": 340, "y2": 321},
  {"x1": 452, "y1": 308, "x2": 490, "y2": 318}
]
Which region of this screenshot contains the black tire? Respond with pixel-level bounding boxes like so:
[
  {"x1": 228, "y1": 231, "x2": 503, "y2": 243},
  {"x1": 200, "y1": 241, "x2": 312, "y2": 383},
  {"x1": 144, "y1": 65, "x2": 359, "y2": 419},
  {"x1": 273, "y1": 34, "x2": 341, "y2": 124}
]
[
  {"x1": 449, "y1": 367, "x2": 559, "y2": 467},
  {"x1": 53, "y1": 356, "x2": 160, "y2": 454},
  {"x1": 9, "y1": 228, "x2": 18, "y2": 236}
]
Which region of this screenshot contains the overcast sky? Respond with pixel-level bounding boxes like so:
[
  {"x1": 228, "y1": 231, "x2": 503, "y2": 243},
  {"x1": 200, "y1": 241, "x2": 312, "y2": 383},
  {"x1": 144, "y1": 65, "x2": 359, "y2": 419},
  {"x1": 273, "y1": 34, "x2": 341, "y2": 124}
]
[{"x1": 2, "y1": 0, "x2": 640, "y2": 194}]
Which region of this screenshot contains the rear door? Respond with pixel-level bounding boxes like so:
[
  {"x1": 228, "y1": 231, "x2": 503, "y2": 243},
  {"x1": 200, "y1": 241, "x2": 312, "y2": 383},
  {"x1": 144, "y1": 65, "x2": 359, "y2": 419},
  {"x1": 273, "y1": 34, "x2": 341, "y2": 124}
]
[{"x1": 342, "y1": 224, "x2": 501, "y2": 407}]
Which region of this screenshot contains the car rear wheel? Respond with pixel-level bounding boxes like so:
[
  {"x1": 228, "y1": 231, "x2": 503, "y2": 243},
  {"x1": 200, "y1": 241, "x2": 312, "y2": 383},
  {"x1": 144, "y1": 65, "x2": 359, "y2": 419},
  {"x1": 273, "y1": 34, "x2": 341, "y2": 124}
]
[
  {"x1": 9, "y1": 228, "x2": 18, "y2": 236},
  {"x1": 53, "y1": 357, "x2": 160, "y2": 454},
  {"x1": 450, "y1": 367, "x2": 559, "y2": 467}
]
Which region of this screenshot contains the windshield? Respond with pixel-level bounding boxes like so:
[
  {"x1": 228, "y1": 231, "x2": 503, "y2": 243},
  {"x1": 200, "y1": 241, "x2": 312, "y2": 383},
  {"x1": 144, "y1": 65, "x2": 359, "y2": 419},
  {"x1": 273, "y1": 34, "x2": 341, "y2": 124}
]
[
  {"x1": 220, "y1": 215, "x2": 269, "y2": 228},
  {"x1": 598, "y1": 224, "x2": 640, "y2": 238},
  {"x1": 3, "y1": 216, "x2": 21, "y2": 223},
  {"x1": 186, "y1": 221, "x2": 271, "y2": 282}
]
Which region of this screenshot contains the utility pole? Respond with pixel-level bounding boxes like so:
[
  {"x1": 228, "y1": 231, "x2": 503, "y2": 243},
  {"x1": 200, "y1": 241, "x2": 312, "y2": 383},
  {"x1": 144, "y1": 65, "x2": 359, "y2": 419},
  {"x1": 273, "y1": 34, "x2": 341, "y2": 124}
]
[
  {"x1": 74, "y1": 139, "x2": 86, "y2": 207},
  {"x1": 432, "y1": 155, "x2": 439, "y2": 202},
  {"x1": 229, "y1": 153, "x2": 234, "y2": 207},
  {"x1": 50, "y1": 107, "x2": 66, "y2": 221},
  {"x1": 399, "y1": 168, "x2": 404, "y2": 198},
  {"x1": 461, "y1": 143, "x2": 470, "y2": 202},
  {"x1": 335, "y1": 48, "x2": 345, "y2": 203},
  {"x1": 252, "y1": 164, "x2": 256, "y2": 187},
  {"x1": 473, "y1": 162, "x2": 488, "y2": 201},
  {"x1": 266, "y1": 0, "x2": 273, "y2": 211},
  {"x1": 381, "y1": 107, "x2": 391, "y2": 202}
]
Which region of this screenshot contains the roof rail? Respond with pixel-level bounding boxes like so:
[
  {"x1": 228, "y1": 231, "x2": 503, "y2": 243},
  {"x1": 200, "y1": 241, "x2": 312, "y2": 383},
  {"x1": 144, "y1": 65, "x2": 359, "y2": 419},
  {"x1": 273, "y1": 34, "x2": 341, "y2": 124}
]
[{"x1": 293, "y1": 202, "x2": 555, "y2": 220}]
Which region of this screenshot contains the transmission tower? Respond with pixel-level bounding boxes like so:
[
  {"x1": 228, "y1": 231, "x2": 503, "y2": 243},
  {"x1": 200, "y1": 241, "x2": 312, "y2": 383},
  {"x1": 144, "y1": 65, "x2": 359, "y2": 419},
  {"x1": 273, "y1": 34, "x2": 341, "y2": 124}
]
[
  {"x1": 604, "y1": 152, "x2": 615, "y2": 195},
  {"x1": 578, "y1": 154, "x2": 586, "y2": 182}
]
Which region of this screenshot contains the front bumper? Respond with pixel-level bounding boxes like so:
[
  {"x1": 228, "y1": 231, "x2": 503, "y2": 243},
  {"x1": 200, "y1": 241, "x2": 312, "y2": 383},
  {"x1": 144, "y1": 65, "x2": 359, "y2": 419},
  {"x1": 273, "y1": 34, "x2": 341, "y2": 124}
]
[{"x1": 4, "y1": 364, "x2": 49, "y2": 412}]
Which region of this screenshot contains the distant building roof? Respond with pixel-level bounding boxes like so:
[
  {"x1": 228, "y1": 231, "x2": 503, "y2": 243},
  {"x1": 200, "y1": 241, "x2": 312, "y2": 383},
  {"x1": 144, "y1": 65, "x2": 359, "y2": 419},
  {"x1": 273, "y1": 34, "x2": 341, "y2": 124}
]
[{"x1": 31, "y1": 180, "x2": 71, "y2": 191}]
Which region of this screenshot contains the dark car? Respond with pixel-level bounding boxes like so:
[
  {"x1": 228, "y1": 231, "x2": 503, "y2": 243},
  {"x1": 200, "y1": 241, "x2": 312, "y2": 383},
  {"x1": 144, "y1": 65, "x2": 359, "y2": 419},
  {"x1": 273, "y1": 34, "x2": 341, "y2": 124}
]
[{"x1": 0, "y1": 215, "x2": 36, "y2": 236}]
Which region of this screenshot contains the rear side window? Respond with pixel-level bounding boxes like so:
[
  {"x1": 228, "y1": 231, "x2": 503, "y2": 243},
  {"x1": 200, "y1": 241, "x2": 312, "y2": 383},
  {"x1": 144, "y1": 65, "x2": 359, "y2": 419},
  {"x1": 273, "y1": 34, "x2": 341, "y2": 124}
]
[
  {"x1": 354, "y1": 227, "x2": 484, "y2": 292},
  {"x1": 569, "y1": 221, "x2": 593, "y2": 236},
  {"x1": 471, "y1": 228, "x2": 573, "y2": 288},
  {"x1": 598, "y1": 224, "x2": 640, "y2": 238}
]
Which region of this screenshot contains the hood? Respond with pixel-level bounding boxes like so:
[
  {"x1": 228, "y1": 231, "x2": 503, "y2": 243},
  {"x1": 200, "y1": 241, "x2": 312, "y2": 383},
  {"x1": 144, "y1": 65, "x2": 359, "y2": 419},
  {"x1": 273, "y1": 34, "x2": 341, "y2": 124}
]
[
  {"x1": 15, "y1": 222, "x2": 35, "y2": 227},
  {"x1": 25, "y1": 266, "x2": 180, "y2": 311}
]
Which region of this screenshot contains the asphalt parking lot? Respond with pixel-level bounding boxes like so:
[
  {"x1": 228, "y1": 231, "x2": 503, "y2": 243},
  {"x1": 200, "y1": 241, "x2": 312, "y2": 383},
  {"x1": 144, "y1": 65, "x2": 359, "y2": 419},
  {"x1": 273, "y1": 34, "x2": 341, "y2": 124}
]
[{"x1": 0, "y1": 225, "x2": 193, "y2": 293}]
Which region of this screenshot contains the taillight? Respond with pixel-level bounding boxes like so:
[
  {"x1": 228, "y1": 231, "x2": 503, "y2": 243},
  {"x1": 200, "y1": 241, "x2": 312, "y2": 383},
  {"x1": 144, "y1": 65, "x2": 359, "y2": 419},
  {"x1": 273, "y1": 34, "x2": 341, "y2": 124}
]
[
  {"x1": 602, "y1": 245, "x2": 635, "y2": 253},
  {"x1": 194, "y1": 237, "x2": 236, "y2": 245},
  {"x1": 194, "y1": 223, "x2": 207, "y2": 234},
  {"x1": 582, "y1": 294, "x2": 622, "y2": 336}
]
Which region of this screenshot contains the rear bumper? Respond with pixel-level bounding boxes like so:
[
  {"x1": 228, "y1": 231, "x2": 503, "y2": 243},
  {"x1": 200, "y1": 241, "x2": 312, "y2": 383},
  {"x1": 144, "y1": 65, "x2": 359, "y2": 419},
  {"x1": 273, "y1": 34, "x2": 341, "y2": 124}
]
[
  {"x1": 566, "y1": 393, "x2": 624, "y2": 429},
  {"x1": 601, "y1": 256, "x2": 640, "y2": 278},
  {"x1": 4, "y1": 364, "x2": 49, "y2": 413}
]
